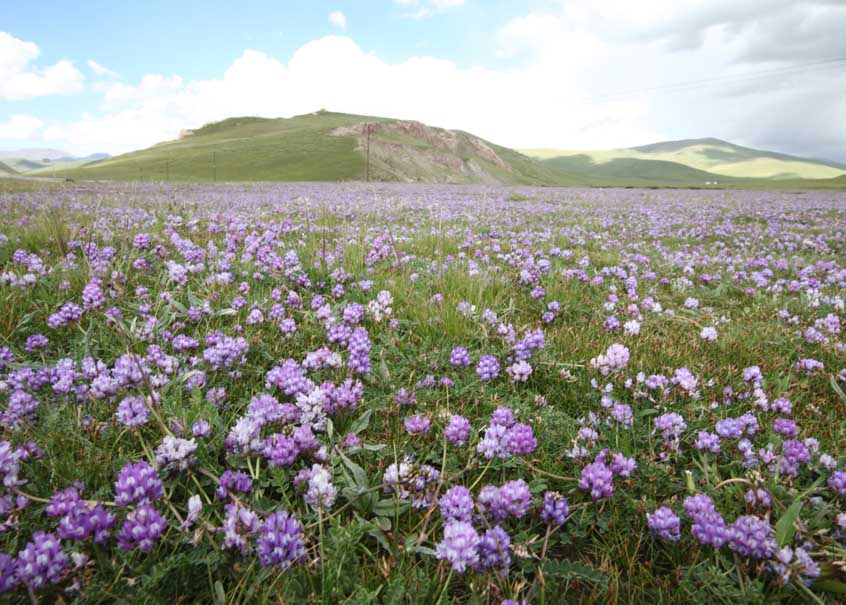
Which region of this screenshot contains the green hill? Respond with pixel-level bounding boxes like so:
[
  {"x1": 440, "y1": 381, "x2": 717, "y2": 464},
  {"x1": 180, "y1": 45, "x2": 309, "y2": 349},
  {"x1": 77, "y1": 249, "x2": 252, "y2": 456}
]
[
  {"x1": 4, "y1": 159, "x2": 42, "y2": 173},
  {"x1": 45, "y1": 112, "x2": 845, "y2": 188},
  {"x1": 0, "y1": 161, "x2": 18, "y2": 176},
  {"x1": 25, "y1": 157, "x2": 109, "y2": 175},
  {"x1": 1, "y1": 154, "x2": 110, "y2": 175},
  {"x1": 52, "y1": 112, "x2": 564, "y2": 185},
  {"x1": 540, "y1": 154, "x2": 735, "y2": 186},
  {"x1": 522, "y1": 138, "x2": 845, "y2": 180}
]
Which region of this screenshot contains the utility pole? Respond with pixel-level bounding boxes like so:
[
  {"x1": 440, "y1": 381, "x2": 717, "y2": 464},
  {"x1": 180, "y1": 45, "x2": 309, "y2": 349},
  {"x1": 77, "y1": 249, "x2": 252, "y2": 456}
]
[{"x1": 365, "y1": 123, "x2": 371, "y2": 182}]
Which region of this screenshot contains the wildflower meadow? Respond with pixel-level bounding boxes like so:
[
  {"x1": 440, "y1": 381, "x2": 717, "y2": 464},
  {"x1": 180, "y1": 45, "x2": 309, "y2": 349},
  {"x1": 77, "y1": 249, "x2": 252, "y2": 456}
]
[{"x1": 1, "y1": 181, "x2": 846, "y2": 603}]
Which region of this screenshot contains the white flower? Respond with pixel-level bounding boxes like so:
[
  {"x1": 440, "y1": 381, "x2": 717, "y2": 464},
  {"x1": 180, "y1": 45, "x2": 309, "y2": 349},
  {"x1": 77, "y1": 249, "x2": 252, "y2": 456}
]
[
  {"x1": 590, "y1": 344, "x2": 630, "y2": 376},
  {"x1": 506, "y1": 361, "x2": 533, "y2": 383},
  {"x1": 304, "y1": 464, "x2": 337, "y2": 510},
  {"x1": 624, "y1": 320, "x2": 641, "y2": 336},
  {"x1": 181, "y1": 494, "x2": 203, "y2": 529}
]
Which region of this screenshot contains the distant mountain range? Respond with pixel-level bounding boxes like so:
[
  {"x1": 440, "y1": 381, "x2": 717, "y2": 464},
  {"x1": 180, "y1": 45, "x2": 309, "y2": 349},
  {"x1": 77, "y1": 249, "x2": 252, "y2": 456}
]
[
  {"x1": 0, "y1": 150, "x2": 110, "y2": 175},
  {"x1": 2, "y1": 111, "x2": 843, "y2": 187},
  {"x1": 521, "y1": 138, "x2": 846, "y2": 181}
]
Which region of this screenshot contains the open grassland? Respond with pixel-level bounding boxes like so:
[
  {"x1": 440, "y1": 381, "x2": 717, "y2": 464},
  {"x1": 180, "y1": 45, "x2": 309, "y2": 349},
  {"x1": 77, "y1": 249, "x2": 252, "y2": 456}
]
[{"x1": 1, "y1": 183, "x2": 846, "y2": 603}]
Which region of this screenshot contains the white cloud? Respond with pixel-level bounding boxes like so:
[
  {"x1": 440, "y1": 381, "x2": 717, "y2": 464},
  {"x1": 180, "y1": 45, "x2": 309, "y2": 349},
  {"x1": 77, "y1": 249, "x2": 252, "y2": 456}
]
[
  {"x1": 35, "y1": 1, "x2": 846, "y2": 162},
  {"x1": 0, "y1": 115, "x2": 44, "y2": 139},
  {"x1": 87, "y1": 59, "x2": 118, "y2": 77},
  {"x1": 104, "y1": 74, "x2": 183, "y2": 105},
  {"x1": 394, "y1": 0, "x2": 465, "y2": 19},
  {"x1": 0, "y1": 32, "x2": 84, "y2": 100},
  {"x1": 493, "y1": 0, "x2": 846, "y2": 159},
  {"x1": 328, "y1": 10, "x2": 347, "y2": 30},
  {"x1": 40, "y1": 35, "x2": 661, "y2": 155}
]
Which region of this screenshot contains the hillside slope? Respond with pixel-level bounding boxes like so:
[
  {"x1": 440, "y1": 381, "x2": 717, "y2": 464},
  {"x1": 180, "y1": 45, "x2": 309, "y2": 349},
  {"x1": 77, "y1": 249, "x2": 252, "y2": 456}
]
[
  {"x1": 0, "y1": 161, "x2": 18, "y2": 176},
  {"x1": 523, "y1": 138, "x2": 845, "y2": 180},
  {"x1": 1, "y1": 153, "x2": 111, "y2": 175},
  {"x1": 53, "y1": 112, "x2": 563, "y2": 185},
  {"x1": 46, "y1": 114, "x2": 844, "y2": 187},
  {"x1": 541, "y1": 154, "x2": 735, "y2": 186}
]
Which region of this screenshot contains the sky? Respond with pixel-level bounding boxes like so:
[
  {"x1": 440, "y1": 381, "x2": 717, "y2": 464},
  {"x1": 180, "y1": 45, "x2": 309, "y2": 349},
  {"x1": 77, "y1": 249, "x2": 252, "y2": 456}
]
[{"x1": 2, "y1": 0, "x2": 845, "y2": 161}]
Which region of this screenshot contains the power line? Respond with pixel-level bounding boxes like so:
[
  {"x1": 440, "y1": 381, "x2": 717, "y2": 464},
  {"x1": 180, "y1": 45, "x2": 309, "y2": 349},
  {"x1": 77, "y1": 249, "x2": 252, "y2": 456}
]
[{"x1": 578, "y1": 57, "x2": 846, "y2": 104}]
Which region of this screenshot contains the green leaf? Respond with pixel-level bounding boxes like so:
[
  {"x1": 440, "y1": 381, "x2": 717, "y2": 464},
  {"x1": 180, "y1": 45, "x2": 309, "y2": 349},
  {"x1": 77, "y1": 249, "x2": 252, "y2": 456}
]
[
  {"x1": 529, "y1": 477, "x2": 549, "y2": 493},
  {"x1": 813, "y1": 579, "x2": 846, "y2": 594},
  {"x1": 339, "y1": 450, "x2": 369, "y2": 490},
  {"x1": 636, "y1": 408, "x2": 659, "y2": 418},
  {"x1": 350, "y1": 409, "x2": 373, "y2": 435},
  {"x1": 775, "y1": 497, "x2": 803, "y2": 547},
  {"x1": 213, "y1": 581, "x2": 226, "y2": 605},
  {"x1": 187, "y1": 288, "x2": 203, "y2": 309},
  {"x1": 367, "y1": 527, "x2": 392, "y2": 554},
  {"x1": 407, "y1": 545, "x2": 437, "y2": 557},
  {"x1": 831, "y1": 376, "x2": 846, "y2": 404},
  {"x1": 542, "y1": 559, "x2": 608, "y2": 586},
  {"x1": 373, "y1": 498, "x2": 408, "y2": 518}
]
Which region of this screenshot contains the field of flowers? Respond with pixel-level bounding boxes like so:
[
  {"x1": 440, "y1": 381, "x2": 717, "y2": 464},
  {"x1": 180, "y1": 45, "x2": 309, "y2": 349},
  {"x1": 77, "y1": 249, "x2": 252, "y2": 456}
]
[{"x1": 1, "y1": 181, "x2": 846, "y2": 603}]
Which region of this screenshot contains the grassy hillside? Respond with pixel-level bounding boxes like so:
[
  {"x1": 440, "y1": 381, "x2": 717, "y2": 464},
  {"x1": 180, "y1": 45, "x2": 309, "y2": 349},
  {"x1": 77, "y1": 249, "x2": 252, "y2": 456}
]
[
  {"x1": 540, "y1": 154, "x2": 735, "y2": 186},
  {"x1": 4, "y1": 159, "x2": 42, "y2": 173},
  {"x1": 52, "y1": 112, "x2": 561, "y2": 185},
  {"x1": 522, "y1": 138, "x2": 846, "y2": 180},
  {"x1": 2, "y1": 154, "x2": 110, "y2": 175},
  {"x1": 26, "y1": 157, "x2": 109, "y2": 176},
  {"x1": 0, "y1": 161, "x2": 18, "y2": 176},
  {"x1": 44, "y1": 113, "x2": 845, "y2": 188},
  {"x1": 53, "y1": 113, "x2": 374, "y2": 182}
]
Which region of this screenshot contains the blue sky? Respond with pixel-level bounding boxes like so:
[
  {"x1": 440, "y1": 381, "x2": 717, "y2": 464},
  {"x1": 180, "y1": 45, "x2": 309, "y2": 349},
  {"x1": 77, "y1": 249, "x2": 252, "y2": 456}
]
[{"x1": 2, "y1": 0, "x2": 845, "y2": 161}]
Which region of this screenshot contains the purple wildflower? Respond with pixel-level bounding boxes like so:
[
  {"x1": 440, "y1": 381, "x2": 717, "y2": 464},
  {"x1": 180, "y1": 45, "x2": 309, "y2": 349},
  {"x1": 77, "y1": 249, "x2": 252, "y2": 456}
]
[
  {"x1": 579, "y1": 460, "x2": 614, "y2": 500},
  {"x1": 829, "y1": 471, "x2": 846, "y2": 496},
  {"x1": 15, "y1": 531, "x2": 67, "y2": 590},
  {"x1": 540, "y1": 491, "x2": 569, "y2": 526},
  {"x1": 257, "y1": 510, "x2": 307, "y2": 570},
  {"x1": 476, "y1": 355, "x2": 500, "y2": 381},
  {"x1": 404, "y1": 415, "x2": 431, "y2": 436},
  {"x1": 114, "y1": 461, "x2": 163, "y2": 506},
  {"x1": 729, "y1": 515, "x2": 776, "y2": 560},
  {"x1": 439, "y1": 486, "x2": 475, "y2": 522},
  {"x1": 116, "y1": 503, "x2": 168, "y2": 552},
  {"x1": 435, "y1": 520, "x2": 479, "y2": 574},
  {"x1": 347, "y1": 327, "x2": 372, "y2": 374},
  {"x1": 647, "y1": 507, "x2": 681, "y2": 542},
  {"x1": 444, "y1": 415, "x2": 471, "y2": 447},
  {"x1": 475, "y1": 525, "x2": 511, "y2": 574},
  {"x1": 502, "y1": 423, "x2": 537, "y2": 456},
  {"x1": 450, "y1": 347, "x2": 471, "y2": 367}
]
